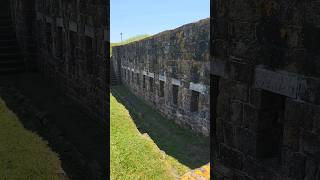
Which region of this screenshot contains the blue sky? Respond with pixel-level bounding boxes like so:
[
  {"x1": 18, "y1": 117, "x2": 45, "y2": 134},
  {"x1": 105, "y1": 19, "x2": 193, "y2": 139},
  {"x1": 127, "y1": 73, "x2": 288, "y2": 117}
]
[{"x1": 110, "y1": 0, "x2": 209, "y2": 43}]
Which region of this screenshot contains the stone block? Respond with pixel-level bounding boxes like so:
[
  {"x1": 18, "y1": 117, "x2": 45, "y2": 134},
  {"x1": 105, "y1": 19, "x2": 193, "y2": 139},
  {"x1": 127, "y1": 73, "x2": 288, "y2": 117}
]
[
  {"x1": 228, "y1": 60, "x2": 254, "y2": 83},
  {"x1": 304, "y1": 156, "x2": 318, "y2": 180},
  {"x1": 242, "y1": 104, "x2": 258, "y2": 131},
  {"x1": 219, "y1": 143, "x2": 244, "y2": 170},
  {"x1": 211, "y1": 58, "x2": 226, "y2": 77},
  {"x1": 301, "y1": 130, "x2": 320, "y2": 155},
  {"x1": 223, "y1": 121, "x2": 235, "y2": 147},
  {"x1": 283, "y1": 124, "x2": 300, "y2": 151},
  {"x1": 297, "y1": 77, "x2": 320, "y2": 105},
  {"x1": 230, "y1": 101, "x2": 243, "y2": 125},
  {"x1": 283, "y1": 149, "x2": 306, "y2": 180},
  {"x1": 219, "y1": 79, "x2": 249, "y2": 102},
  {"x1": 235, "y1": 126, "x2": 257, "y2": 157},
  {"x1": 243, "y1": 156, "x2": 278, "y2": 180}
]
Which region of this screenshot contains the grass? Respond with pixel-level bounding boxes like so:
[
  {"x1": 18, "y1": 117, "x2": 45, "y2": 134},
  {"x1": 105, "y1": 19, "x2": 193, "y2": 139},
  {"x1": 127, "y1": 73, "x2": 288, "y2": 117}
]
[
  {"x1": 110, "y1": 34, "x2": 150, "y2": 55},
  {"x1": 110, "y1": 93, "x2": 190, "y2": 180},
  {"x1": 0, "y1": 97, "x2": 67, "y2": 180},
  {"x1": 110, "y1": 85, "x2": 210, "y2": 179}
]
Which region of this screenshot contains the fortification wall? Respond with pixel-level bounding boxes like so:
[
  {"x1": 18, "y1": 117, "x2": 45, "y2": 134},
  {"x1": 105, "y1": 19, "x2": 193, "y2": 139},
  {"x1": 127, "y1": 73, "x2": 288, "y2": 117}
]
[
  {"x1": 10, "y1": 0, "x2": 109, "y2": 122},
  {"x1": 212, "y1": 1, "x2": 320, "y2": 179},
  {"x1": 112, "y1": 19, "x2": 210, "y2": 136}
]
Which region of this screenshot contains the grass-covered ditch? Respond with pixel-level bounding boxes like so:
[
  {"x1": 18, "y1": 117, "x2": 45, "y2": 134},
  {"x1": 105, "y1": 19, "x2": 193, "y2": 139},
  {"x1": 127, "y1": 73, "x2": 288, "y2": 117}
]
[{"x1": 110, "y1": 85, "x2": 210, "y2": 179}]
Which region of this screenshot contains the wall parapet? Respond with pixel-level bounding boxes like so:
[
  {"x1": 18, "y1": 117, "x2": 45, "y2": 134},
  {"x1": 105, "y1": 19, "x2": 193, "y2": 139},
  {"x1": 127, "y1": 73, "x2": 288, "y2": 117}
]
[{"x1": 112, "y1": 18, "x2": 210, "y2": 136}]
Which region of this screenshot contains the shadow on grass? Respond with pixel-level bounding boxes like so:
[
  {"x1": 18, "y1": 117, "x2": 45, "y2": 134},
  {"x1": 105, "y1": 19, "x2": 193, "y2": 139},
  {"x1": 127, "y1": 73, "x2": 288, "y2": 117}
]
[
  {"x1": 111, "y1": 85, "x2": 210, "y2": 169},
  {"x1": 0, "y1": 81, "x2": 107, "y2": 180}
]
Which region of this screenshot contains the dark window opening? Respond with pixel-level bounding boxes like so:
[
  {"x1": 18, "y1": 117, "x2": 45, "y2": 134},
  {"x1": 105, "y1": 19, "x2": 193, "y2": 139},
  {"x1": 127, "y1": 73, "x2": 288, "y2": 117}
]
[
  {"x1": 149, "y1": 77, "x2": 154, "y2": 92},
  {"x1": 46, "y1": 23, "x2": 52, "y2": 51},
  {"x1": 159, "y1": 80, "x2": 164, "y2": 97},
  {"x1": 137, "y1": 74, "x2": 140, "y2": 85},
  {"x1": 85, "y1": 36, "x2": 93, "y2": 74},
  {"x1": 128, "y1": 71, "x2": 131, "y2": 84},
  {"x1": 172, "y1": 85, "x2": 179, "y2": 105},
  {"x1": 132, "y1": 72, "x2": 134, "y2": 83},
  {"x1": 56, "y1": 27, "x2": 63, "y2": 59},
  {"x1": 190, "y1": 90, "x2": 200, "y2": 112},
  {"x1": 143, "y1": 75, "x2": 146, "y2": 88},
  {"x1": 257, "y1": 90, "x2": 285, "y2": 165}
]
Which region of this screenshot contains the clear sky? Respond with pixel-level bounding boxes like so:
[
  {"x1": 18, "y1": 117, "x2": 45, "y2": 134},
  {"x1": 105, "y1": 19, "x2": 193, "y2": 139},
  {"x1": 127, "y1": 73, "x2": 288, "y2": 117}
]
[{"x1": 110, "y1": 0, "x2": 210, "y2": 43}]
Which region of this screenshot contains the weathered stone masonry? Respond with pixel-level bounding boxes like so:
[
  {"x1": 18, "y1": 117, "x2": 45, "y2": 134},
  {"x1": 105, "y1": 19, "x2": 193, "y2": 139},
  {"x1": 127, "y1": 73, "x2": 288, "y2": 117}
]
[
  {"x1": 112, "y1": 19, "x2": 210, "y2": 136},
  {"x1": 9, "y1": 0, "x2": 109, "y2": 122},
  {"x1": 212, "y1": 0, "x2": 320, "y2": 179}
]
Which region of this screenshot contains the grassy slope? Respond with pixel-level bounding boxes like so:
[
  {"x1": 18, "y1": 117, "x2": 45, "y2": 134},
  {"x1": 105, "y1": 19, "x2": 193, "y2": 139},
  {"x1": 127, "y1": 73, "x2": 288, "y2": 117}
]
[
  {"x1": 0, "y1": 98, "x2": 67, "y2": 180},
  {"x1": 110, "y1": 34, "x2": 150, "y2": 55},
  {"x1": 112, "y1": 86, "x2": 210, "y2": 168},
  {"x1": 110, "y1": 93, "x2": 189, "y2": 180}
]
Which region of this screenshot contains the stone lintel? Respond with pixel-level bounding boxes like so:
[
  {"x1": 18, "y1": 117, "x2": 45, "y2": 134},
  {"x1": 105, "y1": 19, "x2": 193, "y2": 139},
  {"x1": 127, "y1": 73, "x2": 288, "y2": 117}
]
[
  {"x1": 171, "y1": 78, "x2": 181, "y2": 86},
  {"x1": 143, "y1": 71, "x2": 147, "y2": 76},
  {"x1": 159, "y1": 75, "x2": 166, "y2": 82},
  {"x1": 85, "y1": 25, "x2": 94, "y2": 38},
  {"x1": 45, "y1": 16, "x2": 53, "y2": 24},
  {"x1": 254, "y1": 67, "x2": 298, "y2": 98},
  {"x1": 190, "y1": 82, "x2": 207, "y2": 94},
  {"x1": 56, "y1": 18, "x2": 63, "y2": 27},
  {"x1": 69, "y1": 21, "x2": 78, "y2": 32},
  {"x1": 148, "y1": 72, "x2": 154, "y2": 78},
  {"x1": 36, "y1": 12, "x2": 43, "y2": 20}
]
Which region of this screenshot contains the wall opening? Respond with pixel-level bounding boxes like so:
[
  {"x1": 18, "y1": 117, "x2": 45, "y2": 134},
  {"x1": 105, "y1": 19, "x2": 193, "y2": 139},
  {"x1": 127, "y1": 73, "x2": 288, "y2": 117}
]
[
  {"x1": 190, "y1": 90, "x2": 200, "y2": 112},
  {"x1": 137, "y1": 73, "x2": 140, "y2": 85},
  {"x1": 257, "y1": 90, "x2": 285, "y2": 164},
  {"x1": 149, "y1": 77, "x2": 154, "y2": 92},
  {"x1": 128, "y1": 70, "x2": 130, "y2": 84},
  {"x1": 46, "y1": 23, "x2": 52, "y2": 51},
  {"x1": 172, "y1": 85, "x2": 179, "y2": 105},
  {"x1": 55, "y1": 27, "x2": 63, "y2": 59},
  {"x1": 131, "y1": 71, "x2": 134, "y2": 83},
  {"x1": 159, "y1": 80, "x2": 164, "y2": 97},
  {"x1": 143, "y1": 75, "x2": 146, "y2": 88}
]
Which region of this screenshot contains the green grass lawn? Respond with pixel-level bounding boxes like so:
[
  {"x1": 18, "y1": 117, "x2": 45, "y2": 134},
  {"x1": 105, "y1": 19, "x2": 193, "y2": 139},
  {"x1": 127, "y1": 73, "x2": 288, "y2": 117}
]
[
  {"x1": 110, "y1": 85, "x2": 210, "y2": 179},
  {"x1": 0, "y1": 98, "x2": 67, "y2": 180}
]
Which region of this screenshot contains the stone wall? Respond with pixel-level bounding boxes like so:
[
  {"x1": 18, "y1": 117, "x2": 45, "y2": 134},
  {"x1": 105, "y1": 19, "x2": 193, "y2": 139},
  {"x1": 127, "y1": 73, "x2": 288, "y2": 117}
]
[
  {"x1": 10, "y1": 0, "x2": 109, "y2": 122},
  {"x1": 212, "y1": 1, "x2": 320, "y2": 179},
  {"x1": 112, "y1": 19, "x2": 210, "y2": 136},
  {"x1": 9, "y1": 0, "x2": 37, "y2": 70}
]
